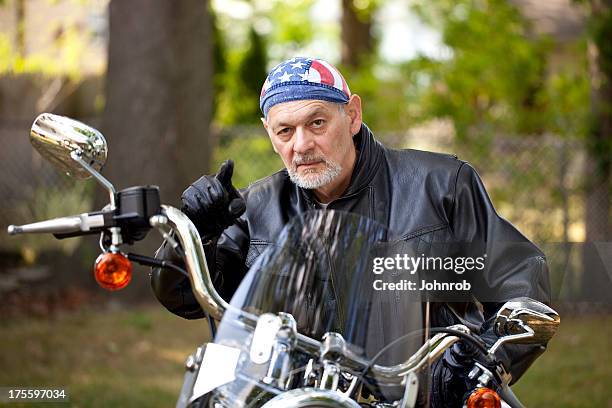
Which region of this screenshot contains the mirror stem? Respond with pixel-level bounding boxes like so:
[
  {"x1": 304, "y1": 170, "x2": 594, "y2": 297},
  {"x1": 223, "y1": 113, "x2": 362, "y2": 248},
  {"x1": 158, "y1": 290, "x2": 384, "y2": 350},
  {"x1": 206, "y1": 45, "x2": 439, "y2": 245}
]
[
  {"x1": 489, "y1": 325, "x2": 534, "y2": 355},
  {"x1": 70, "y1": 150, "x2": 117, "y2": 209},
  {"x1": 71, "y1": 150, "x2": 123, "y2": 251}
]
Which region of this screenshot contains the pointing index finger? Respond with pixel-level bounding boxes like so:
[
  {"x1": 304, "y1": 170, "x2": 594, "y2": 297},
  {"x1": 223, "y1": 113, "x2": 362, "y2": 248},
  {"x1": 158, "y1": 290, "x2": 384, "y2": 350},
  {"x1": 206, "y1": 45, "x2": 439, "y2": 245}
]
[{"x1": 215, "y1": 160, "x2": 235, "y2": 188}]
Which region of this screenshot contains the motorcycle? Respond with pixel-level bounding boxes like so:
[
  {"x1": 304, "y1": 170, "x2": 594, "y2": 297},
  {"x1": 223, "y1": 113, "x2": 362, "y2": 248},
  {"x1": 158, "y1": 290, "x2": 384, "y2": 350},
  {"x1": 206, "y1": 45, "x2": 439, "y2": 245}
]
[{"x1": 8, "y1": 113, "x2": 560, "y2": 408}]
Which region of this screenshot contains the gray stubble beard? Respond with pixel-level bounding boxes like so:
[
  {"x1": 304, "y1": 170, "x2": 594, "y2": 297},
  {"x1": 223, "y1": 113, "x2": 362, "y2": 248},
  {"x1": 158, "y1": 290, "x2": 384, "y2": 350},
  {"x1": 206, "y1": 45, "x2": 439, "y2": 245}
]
[{"x1": 288, "y1": 153, "x2": 342, "y2": 190}]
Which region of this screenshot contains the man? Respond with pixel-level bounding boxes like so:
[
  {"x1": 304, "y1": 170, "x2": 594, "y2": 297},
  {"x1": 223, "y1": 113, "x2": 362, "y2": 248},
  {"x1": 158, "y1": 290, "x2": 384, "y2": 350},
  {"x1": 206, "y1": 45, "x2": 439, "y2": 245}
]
[{"x1": 151, "y1": 56, "x2": 551, "y2": 406}]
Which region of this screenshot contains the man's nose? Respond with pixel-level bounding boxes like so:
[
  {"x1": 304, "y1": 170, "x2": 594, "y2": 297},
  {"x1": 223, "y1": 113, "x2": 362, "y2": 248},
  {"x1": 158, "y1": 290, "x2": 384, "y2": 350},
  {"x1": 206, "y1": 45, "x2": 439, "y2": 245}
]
[{"x1": 293, "y1": 127, "x2": 315, "y2": 154}]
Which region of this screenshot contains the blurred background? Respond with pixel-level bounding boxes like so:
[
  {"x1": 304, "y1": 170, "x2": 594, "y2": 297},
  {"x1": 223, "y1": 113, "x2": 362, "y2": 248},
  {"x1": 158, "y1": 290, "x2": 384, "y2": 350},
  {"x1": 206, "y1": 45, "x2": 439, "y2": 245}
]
[{"x1": 0, "y1": 0, "x2": 610, "y2": 406}]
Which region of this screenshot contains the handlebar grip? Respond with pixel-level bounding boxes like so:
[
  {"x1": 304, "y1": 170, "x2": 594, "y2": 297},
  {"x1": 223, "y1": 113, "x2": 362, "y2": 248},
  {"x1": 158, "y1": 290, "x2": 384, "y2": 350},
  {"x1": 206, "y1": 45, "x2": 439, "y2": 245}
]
[{"x1": 7, "y1": 213, "x2": 107, "y2": 235}]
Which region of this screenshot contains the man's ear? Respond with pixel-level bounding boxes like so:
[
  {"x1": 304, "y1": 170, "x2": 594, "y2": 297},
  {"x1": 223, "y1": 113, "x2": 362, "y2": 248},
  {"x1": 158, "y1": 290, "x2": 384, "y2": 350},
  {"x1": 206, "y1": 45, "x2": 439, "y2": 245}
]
[
  {"x1": 261, "y1": 117, "x2": 279, "y2": 154},
  {"x1": 346, "y1": 94, "x2": 362, "y2": 135}
]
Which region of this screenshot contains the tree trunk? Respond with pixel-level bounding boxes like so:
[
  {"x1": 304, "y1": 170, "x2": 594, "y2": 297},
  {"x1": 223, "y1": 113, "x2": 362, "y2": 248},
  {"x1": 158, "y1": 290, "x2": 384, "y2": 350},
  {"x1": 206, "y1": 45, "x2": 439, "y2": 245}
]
[
  {"x1": 15, "y1": 0, "x2": 25, "y2": 57},
  {"x1": 582, "y1": 0, "x2": 612, "y2": 303},
  {"x1": 341, "y1": 0, "x2": 374, "y2": 68},
  {"x1": 99, "y1": 0, "x2": 214, "y2": 300},
  {"x1": 102, "y1": 0, "x2": 214, "y2": 207}
]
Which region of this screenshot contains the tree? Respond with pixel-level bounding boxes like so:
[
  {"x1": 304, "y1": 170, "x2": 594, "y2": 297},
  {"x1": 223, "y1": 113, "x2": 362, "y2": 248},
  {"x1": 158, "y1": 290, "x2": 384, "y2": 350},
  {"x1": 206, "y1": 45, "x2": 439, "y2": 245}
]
[
  {"x1": 585, "y1": 0, "x2": 612, "y2": 243},
  {"x1": 403, "y1": 0, "x2": 591, "y2": 245},
  {"x1": 237, "y1": 27, "x2": 267, "y2": 121},
  {"x1": 15, "y1": 0, "x2": 25, "y2": 57},
  {"x1": 581, "y1": 0, "x2": 612, "y2": 302},
  {"x1": 341, "y1": 0, "x2": 376, "y2": 67},
  {"x1": 218, "y1": 26, "x2": 267, "y2": 125},
  {"x1": 102, "y1": 0, "x2": 215, "y2": 206},
  {"x1": 409, "y1": 0, "x2": 550, "y2": 140},
  {"x1": 100, "y1": 0, "x2": 215, "y2": 298}
]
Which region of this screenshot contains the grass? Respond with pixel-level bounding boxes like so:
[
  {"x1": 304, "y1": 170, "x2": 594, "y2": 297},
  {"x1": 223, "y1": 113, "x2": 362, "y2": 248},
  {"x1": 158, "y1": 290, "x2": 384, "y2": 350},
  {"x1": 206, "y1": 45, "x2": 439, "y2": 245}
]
[
  {"x1": 0, "y1": 306, "x2": 209, "y2": 407},
  {"x1": 0, "y1": 306, "x2": 610, "y2": 407},
  {"x1": 512, "y1": 313, "x2": 612, "y2": 407}
]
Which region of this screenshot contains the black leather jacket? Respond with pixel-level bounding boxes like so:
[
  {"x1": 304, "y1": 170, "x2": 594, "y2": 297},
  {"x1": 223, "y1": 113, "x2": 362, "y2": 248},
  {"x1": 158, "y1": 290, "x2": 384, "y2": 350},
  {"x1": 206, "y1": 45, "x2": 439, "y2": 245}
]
[{"x1": 151, "y1": 124, "x2": 551, "y2": 384}]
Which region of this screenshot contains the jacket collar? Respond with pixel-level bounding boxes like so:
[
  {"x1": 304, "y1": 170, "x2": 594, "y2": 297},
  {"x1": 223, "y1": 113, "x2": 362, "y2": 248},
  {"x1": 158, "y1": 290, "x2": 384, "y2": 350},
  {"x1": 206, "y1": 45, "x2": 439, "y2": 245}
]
[
  {"x1": 345, "y1": 123, "x2": 384, "y2": 196},
  {"x1": 300, "y1": 123, "x2": 384, "y2": 203}
]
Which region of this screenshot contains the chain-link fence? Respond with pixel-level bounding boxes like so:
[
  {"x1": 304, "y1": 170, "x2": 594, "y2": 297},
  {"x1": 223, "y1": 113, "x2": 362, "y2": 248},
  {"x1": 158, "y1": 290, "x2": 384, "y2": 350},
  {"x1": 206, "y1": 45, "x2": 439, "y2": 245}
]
[
  {"x1": 1, "y1": 120, "x2": 593, "y2": 245},
  {"x1": 0, "y1": 118, "x2": 98, "y2": 255},
  {"x1": 211, "y1": 125, "x2": 610, "y2": 307},
  {"x1": 213, "y1": 124, "x2": 592, "y2": 244},
  {"x1": 1, "y1": 120, "x2": 610, "y2": 305}
]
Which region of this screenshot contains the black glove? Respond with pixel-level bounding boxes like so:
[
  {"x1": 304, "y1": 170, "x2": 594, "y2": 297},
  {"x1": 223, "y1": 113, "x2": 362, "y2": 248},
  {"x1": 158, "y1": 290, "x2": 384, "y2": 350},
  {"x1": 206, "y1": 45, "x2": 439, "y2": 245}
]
[
  {"x1": 430, "y1": 341, "x2": 478, "y2": 408},
  {"x1": 180, "y1": 160, "x2": 246, "y2": 240}
]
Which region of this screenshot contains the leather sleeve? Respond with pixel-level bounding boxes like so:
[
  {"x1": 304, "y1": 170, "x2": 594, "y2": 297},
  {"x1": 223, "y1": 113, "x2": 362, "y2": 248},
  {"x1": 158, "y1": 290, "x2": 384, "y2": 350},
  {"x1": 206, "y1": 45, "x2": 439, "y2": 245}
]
[
  {"x1": 150, "y1": 217, "x2": 250, "y2": 320},
  {"x1": 450, "y1": 162, "x2": 552, "y2": 384}
]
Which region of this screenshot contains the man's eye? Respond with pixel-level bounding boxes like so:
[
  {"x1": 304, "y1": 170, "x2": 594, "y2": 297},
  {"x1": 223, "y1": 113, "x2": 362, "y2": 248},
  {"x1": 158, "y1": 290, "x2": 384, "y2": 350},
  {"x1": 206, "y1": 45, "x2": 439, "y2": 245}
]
[
  {"x1": 311, "y1": 119, "x2": 325, "y2": 128},
  {"x1": 278, "y1": 128, "x2": 291, "y2": 136}
]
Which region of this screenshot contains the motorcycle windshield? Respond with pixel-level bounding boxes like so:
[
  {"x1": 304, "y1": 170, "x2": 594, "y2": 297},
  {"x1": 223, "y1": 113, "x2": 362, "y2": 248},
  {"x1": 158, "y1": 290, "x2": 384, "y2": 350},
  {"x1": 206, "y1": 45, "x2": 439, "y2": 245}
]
[{"x1": 210, "y1": 210, "x2": 430, "y2": 405}]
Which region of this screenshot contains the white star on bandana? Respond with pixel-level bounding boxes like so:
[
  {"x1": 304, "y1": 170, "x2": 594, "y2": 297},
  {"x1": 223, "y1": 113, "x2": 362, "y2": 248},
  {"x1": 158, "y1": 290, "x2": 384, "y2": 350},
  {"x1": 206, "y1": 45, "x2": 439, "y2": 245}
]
[{"x1": 279, "y1": 71, "x2": 293, "y2": 82}]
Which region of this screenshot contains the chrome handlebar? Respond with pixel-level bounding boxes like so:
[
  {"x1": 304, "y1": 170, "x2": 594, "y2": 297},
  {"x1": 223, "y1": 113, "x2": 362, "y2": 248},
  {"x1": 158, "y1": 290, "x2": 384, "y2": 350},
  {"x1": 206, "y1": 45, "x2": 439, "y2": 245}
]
[
  {"x1": 7, "y1": 212, "x2": 106, "y2": 235},
  {"x1": 150, "y1": 206, "x2": 229, "y2": 321},
  {"x1": 146, "y1": 208, "x2": 472, "y2": 383},
  {"x1": 8, "y1": 202, "x2": 471, "y2": 384},
  {"x1": 371, "y1": 325, "x2": 470, "y2": 380},
  {"x1": 148, "y1": 207, "x2": 346, "y2": 359}
]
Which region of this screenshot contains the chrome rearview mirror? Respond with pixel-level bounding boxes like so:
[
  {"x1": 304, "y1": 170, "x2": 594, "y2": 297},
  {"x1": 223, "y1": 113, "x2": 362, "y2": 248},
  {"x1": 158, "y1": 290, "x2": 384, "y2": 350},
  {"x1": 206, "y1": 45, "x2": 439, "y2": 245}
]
[
  {"x1": 489, "y1": 297, "x2": 560, "y2": 354},
  {"x1": 30, "y1": 113, "x2": 108, "y2": 179},
  {"x1": 494, "y1": 297, "x2": 560, "y2": 343},
  {"x1": 30, "y1": 113, "x2": 116, "y2": 208}
]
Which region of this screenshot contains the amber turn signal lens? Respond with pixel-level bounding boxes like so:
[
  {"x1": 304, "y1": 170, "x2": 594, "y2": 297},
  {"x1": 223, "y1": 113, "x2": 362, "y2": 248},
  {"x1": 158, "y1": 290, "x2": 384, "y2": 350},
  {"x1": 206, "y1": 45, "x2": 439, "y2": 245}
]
[
  {"x1": 94, "y1": 252, "x2": 132, "y2": 290},
  {"x1": 466, "y1": 387, "x2": 501, "y2": 408}
]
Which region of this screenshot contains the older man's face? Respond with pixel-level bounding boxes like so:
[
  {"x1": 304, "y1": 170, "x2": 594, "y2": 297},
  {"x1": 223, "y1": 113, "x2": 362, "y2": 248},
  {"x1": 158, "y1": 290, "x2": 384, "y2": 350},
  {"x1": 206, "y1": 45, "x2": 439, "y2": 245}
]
[{"x1": 262, "y1": 95, "x2": 362, "y2": 196}]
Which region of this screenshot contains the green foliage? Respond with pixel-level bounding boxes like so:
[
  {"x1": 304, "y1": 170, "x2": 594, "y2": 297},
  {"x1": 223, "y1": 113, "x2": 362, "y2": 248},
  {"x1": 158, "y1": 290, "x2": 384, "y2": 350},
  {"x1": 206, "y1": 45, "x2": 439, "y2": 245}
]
[
  {"x1": 0, "y1": 27, "x2": 86, "y2": 78},
  {"x1": 9, "y1": 179, "x2": 95, "y2": 259},
  {"x1": 212, "y1": 131, "x2": 283, "y2": 188},
  {"x1": 211, "y1": 9, "x2": 227, "y2": 119},
  {"x1": 217, "y1": 27, "x2": 268, "y2": 125},
  {"x1": 337, "y1": 0, "x2": 591, "y2": 243},
  {"x1": 351, "y1": 0, "x2": 382, "y2": 21},
  {"x1": 213, "y1": 0, "x2": 322, "y2": 125},
  {"x1": 240, "y1": 28, "x2": 268, "y2": 98},
  {"x1": 586, "y1": 4, "x2": 612, "y2": 178},
  {"x1": 544, "y1": 41, "x2": 590, "y2": 137},
  {"x1": 409, "y1": 0, "x2": 553, "y2": 139},
  {"x1": 341, "y1": 58, "x2": 418, "y2": 131},
  {"x1": 266, "y1": 0, "x2": 316, "y2": 53},
  {"x1": 206, "y1": 0, "x2": 593, "y2": 244},
  {"x1": 591, "y1": 5, "x2": 612, "y2": 78}
]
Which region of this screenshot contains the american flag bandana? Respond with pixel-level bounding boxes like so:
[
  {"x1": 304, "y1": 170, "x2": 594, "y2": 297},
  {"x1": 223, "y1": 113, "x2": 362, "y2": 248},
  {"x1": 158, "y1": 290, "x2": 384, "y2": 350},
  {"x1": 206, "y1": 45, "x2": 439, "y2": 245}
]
[{"x1": 260, "y1": 56, "x2": 351, "y2": 117}]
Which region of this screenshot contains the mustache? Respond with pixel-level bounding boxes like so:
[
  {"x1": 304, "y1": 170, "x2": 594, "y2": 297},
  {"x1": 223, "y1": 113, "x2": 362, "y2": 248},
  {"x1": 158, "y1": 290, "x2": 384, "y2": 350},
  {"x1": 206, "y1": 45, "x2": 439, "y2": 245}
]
[{"x1": 292, "y1": 153, "x2": 326, "y2": 167}]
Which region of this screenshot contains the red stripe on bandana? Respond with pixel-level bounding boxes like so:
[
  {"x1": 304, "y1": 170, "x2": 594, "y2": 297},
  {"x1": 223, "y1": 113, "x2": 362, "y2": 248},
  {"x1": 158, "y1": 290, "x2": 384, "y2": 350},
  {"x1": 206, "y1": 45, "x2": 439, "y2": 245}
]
[
  {"x1": 310, "y1": 60, "x2": 334, "y2": 87},
  {"x1": 341, "y1": 76, "x2": 349, "y2": 96}
]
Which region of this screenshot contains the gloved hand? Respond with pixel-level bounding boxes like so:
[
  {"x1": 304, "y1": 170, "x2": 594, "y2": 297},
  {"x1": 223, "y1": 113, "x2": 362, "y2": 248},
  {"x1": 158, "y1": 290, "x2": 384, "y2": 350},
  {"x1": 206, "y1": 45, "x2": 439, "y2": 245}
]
[
  {"x1": 181, "y1": 160, "x2": 246, "y2": 240},
  {"x1": 430, "y1": 341, "x2": 478, "y2": 408}
]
